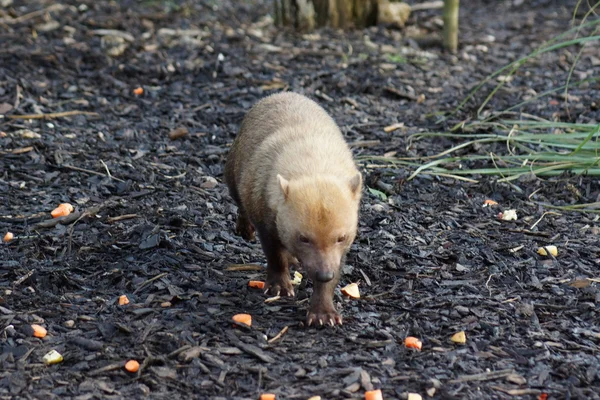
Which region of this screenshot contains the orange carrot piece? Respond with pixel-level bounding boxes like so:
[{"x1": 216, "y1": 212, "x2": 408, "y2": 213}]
[
  {"x1": 248, "y1": 280, "x2": 265, "y2": 289},
  {"x1": 125, "y1": 360, "x2": 140, "y2": 372},
  {"x1": 119, "y1": 295, "x2": 130, "y2": 305},
  {"x1": 3, "y1": 232, "x2": 14, "y2": 242},
  {"x1": 404, "y1": 336, "x2": 422, "y2": 350},
  {"x1": 51, "y1": 204, "x2": 72, "y2": 218},
  {"x1": 31, "y1": 324, "x2": 47, "y2": 338},
  {"x1": 133, "y1": 87, "x2": 144, "y2": 95},
  {"x1": 260, "y1": 394, "x2": 276, "y2": 400},
  {"x1": 232, "y1": 313, "x2": 252, "y2": 327},
  {"x1": 483, "y1": 199, "x2": 498, "y2": 206},
  {"x1": 59, "y1": 203, "x2": 74, "y2": 212},
  {"x1": 365, "y1": 389, "x2": 383, "y2": 400}
]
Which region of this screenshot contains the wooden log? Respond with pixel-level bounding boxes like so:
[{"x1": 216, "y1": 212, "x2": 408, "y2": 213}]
[{"x1": 274, "y1": 0, "x2": 378, "y2": 30}]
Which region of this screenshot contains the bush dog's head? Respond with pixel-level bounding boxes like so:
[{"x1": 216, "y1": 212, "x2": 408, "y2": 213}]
[{"x1": 275, "y1": 174, "x2": 362, "y2": 282}]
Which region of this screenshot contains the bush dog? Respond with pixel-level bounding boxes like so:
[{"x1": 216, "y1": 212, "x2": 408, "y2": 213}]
[{"x1": 225, "y1": 92, "x2": 362, "y2": 326}]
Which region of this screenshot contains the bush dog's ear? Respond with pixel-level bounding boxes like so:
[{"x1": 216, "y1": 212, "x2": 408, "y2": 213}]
[
  {"x1": 277, "y1": 174, "x2": 290, "y2": 199},
  {"x1": 349, "y1": 173, "x2": 362, "y2": 197}
]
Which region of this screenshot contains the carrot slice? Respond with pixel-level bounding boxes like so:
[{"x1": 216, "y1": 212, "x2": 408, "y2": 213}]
[
  {"x1": 232, "y1": 313, "x2": 252, "y2": 327},
  {"x1": 51, "y1": 204, "x2": 73, "y2": 218},
  {"x1": 260, "y1": 394, "x2": 276, "y2": 400},
  {"x1": 133, "y1": 87, "x2": 144, "y2": 95},
  {"x1": 248, "y1": 280, "x2": 265, "y2": 289},
  {"x1": 365, "y1": 389, "x2": 383, "y2": 400},
  {"x1": 483, "y1": 199, "x2": 498, "y2": 206},
  {"x1": 59, "y1": 203, "x2": 74, "y2": 213},
  {"x1": 118, "y1": 295, "x2": 130, "y2": 305},
  {"x1": 341, "y1": 282, "x2": 360, "y2": 298},
  {"x1": 3, "y1": 232, "x2": 14, "y2": 242},
  {"x1": 125, "y1": 360, "x2": 140, "y2": 372},
  {"x1": 31, "y1": 324, "x2": 47, "y2": 338},
  {"x1": 404, "y1": 336, "x2": 422, "y2": 350}
]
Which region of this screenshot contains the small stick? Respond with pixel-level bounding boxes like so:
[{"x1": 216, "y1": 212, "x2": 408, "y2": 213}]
[
  {"x1": 61, "y1": 164, "x2": 124, "y2": 182},
  {"x1": 448, "y1": 369, "x2": 515, "y2": 384},
  {"x1": 530, "y1": 211, "x2": 561, "y2": 230},
  {"x1": 88, "y1": 363, "x2": 123, "y2": 376},
  {"x1": 107, "y1": 214, "x2": 138, "y2": 223},
  {"x1": 14, "y1": 84, "x2": 21, "y2": 111},
  {"x1": 99, "y1": 160, "x2": 113, "y2": 180},
  {"x1": 0, "y1": 4, "x2": 66, "y2": 24},
  {"x1": 226, "y1": 264, "x2": 264, "y2": 271},
  {"x1": 267, "y1": 326, "x2": 289, "y2": 344},
  {"x1": 13, "y1": 270, "x2": 34, "y2": 286},
  {"x1": 134, "y1": 273, "x2": 168, "y2": 294},
  {"x1": 491, "y1": 387, "x2": 541, "y2": 396},
  {"x1": 6, "y1": 110, "x2": 100, "y2": 120},
  {"x1": 33, "y1": 205, "x2": 101, "y2": 229}
]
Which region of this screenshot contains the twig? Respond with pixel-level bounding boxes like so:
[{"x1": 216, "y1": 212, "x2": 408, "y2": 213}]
[
  {"x1": 504, "y1": 228, "x2": 551, "y2": 237},
  {"x1": 349, "y1": 140, "x2": 380, "y2": 148},
  {"x1": 88, "y1": 363, "x2": 123, "y2": 376},
  {"x1": 411, "y1": 1, "x2": 444, "y2": 11},
  {"x1": 485, "y1": 273, "x2": 495, "y2": 296},
  {"x1": 61, "y1": 164, "x2": 125, "y2": 182},
  {"x1": 33, "y1": 205, "x2": 102, "y2": 230},
  {"x1": 448, "y1": 369, "x2": 515, "y2": 384},
  {"x1": 267, "y1": 326, "x2": 289, "y2": 344},
  {"x1": 107, "y1": 214, "x2": 138, "y2": 223},
  {"x1": 13, "y1": 270, "x2": 34, "y2": 286},
  {"x1": 134, "y1": 272, "x2": 168, "y2": 294},
  {"x1": 226, "y1": 264, "x2": 264, "y2": 271},
  {"x1": 68, "y1": 207, "x2": 100, "y2": 256},
  {"x1": 14, "y1": 85, "x2": 21, "y2": 111},
  {"x1": 99, "y1": 160, "x2": 113, "y2": 181},
  {"x1": 530, "y1": 211, "x2": 561, "y2": 230},
  {"x1": 0, "y1": 4, "x2": 66, "y2": 24},
  {"x1": 491, "y1": 387, "x2": 541, "y2": 396},
  {"x1": 6, "y1": 111, "x2": 100, "y2": 120},
  {"x1": 91, "y1": 29, "x2": 135, "y2": 42}
]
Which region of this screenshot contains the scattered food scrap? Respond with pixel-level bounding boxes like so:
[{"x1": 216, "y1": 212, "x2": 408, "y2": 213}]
[
  {"x1": 404, "y1": 336, "x2": 422, "y2": 350},
  {"x1": 43, "y1": 350, "x2": 63, "y2": 365},
  {"x1": 291, "y1": 271, "x2": 303, "y2": 285},
  {"x1": 51, "y1": 203, "x2": 74, "y2": 218},
  {"x1": 125, "y1": 360, "x2": 140, "y2": 373},
  {"x1": 537, "y1": 245, "x2": 558, "y2": 257},
  {"x1": 232, "y1": 313, "x2": 252, "y2": 327},
  {"x1": 365, "y1": 389, "x2": 383, "y2": 400},
  {"x1": 3, "y1": 232, "x2": 14, "y2": 242},
  {"x1": 341, "y1": 282, "x2": 360, "y2": 298},
  {"x1": 498, "y1": 209, "x2": 517, "y2": 221},
  {"x1": 451, "y1": 331, "x2": 467, "y2": 344},
  {"x1": 31, "y1": 324, "x2": 47, "y2": 338},
  {"x1": 118, "y1": 295, "x2": 130, "y2": 305},
  {"x1": 248, "y1": 280, "x2": 266, "y2": 289}
]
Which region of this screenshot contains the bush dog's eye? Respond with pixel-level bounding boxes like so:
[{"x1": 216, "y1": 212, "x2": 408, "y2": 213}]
[
  {"x1": 337, "y1": 235, "x2": 347, "y2": 243},
  {"x1": 299, "y1": 235, "x2": 310, "y2": 244}
]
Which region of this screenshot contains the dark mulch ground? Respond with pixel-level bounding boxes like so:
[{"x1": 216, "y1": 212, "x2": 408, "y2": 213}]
[{"x1": 1, "y1": 0, "x2": 599, "y2": 399}]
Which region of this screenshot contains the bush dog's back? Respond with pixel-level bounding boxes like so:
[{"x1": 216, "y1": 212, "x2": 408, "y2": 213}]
[{"x1": 225, "y1": 92, "x2": 362, "y2": 326}]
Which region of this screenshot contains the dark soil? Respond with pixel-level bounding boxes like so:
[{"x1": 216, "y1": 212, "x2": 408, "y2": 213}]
[{"x1": 1, "y1": 0, "x2": 599, "y2": 399}]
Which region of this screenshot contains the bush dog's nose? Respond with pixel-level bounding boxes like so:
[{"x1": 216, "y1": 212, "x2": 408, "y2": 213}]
[{"x1": 315, "y1": 270, "x2": 335, "y2": 282}]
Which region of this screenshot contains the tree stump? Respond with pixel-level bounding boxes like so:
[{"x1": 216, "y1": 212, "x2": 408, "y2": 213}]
[{"x1": 274, "y1": 0, "x2": 379, "y2": 30}]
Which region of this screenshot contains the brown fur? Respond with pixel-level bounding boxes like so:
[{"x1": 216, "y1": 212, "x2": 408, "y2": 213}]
[{"x1": 224, "y1": 92, "x2": 362, "y2": 327}]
